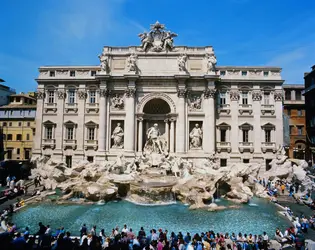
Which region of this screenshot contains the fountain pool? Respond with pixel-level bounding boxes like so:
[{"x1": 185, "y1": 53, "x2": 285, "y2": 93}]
[{"x1": 12, "y1": 198, "x2": 290, "y2": 235}]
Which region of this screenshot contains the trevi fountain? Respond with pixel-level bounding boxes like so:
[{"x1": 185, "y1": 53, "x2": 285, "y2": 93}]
[{"x1": 11, "y1": 21, "x2": 315, "y2": 235}]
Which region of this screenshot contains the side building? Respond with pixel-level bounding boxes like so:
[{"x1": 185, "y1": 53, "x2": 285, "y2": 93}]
[
  {"x1": 0, "y1": 93, "x2": 36, "y2": 160},
  {"x1": 304, "y1": 66, "x2": 315, "y2": 163},
  {"x1": 283, "y1": 84, "x2": 306, "y2": 159}
]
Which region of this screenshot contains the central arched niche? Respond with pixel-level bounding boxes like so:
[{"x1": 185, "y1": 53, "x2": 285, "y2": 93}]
[{"x1": 143, "y1": 98, "x2": 171, "y2": 114}]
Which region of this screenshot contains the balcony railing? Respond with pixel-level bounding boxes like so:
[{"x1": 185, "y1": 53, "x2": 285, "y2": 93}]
[
  {"x1": 64, "y1": 139, "x2": 77, "y2": 150},
  {"x1": 65, "y1": 103, "x2": 78, "y2": 113},
  {"x1": 86, "y1": 102, "x2": 99, "y2": 113},
  {"x1": 239, "y1": 142, "x2": 254, "y2": 153},
  {"x1": 216, "y1": 142, "x2": 231, "y2": 153},
  {"x1": 239, "y1": 104, "x2": 253, "y2": 115},
  {"x1": 84, "y1": 139, "x2": 98, "y2": 151},
  {"x1": 42, "y1": 138, "x2": 56, "y2": 149},
  {"x1": 217, "y1": 104, "x2": 230, "y2": 114},
  {"x1": 261, "y1": 104, "x2": 275, "y2": 115},
  {"x1": 261, "y1": 142, "x2": 276, "y2": 153},
  {"x1": 44, "y1": 103, "x2": 57, "y2": 113}
]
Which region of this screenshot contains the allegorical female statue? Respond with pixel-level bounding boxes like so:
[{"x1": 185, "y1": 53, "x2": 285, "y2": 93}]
[
  {"x1": 189, "y1": 123, "x2": 203, "y2": 149},
  {"x1": 111, "y1": 123, "x2": 124, "y2": 148}
]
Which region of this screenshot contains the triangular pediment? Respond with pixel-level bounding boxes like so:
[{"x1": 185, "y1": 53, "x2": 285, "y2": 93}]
[
  {"x1": 43, "y1": 120, "x2": 56, "y2": 125},
  {"x1": 216, "y1": 122, "x2": 231, "y2": 128},
  {"x1": 239, "y1": 122, "x2": 253, "y2": 130},
  {"x1": 261, "y1": 122, "x2": 275, "y2": 129},
  {"x1": 85, "y1": 120, "x2": 98, "y2": 126}
]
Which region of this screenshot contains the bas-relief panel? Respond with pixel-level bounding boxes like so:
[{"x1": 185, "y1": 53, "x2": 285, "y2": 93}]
[{"x1": 112, "y1": 59, "x2": 126, "y2": 70}]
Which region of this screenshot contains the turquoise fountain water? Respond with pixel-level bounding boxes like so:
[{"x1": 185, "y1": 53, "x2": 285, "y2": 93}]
[{"x1": 12, "y1": 198, "x2": 290, "y2": 236}]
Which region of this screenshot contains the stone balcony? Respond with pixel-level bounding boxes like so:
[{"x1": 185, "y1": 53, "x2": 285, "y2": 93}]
[
  {"x1": 65, "y1": 103, "x2": 78, "y2": 113},
  {"x1": 261, "y1": 142, "x2": 277, "y2": 153},
  {"x1": 238, "y1": 142, "x2": 254, "y2": 153},
  {"x1": 44, "y1": 103, "x2": 57, "y2": 113},
  {"x1": 42, "y1": 138, "x2": 56, "y2": 149},
  {"x1": 217, "y1": 104, "x2": 230, "y2": 115},
  {"x1": 216, "y1": 142, "x2": 231, "y2": 153},
  {"x1": 64, "y1": 139, "x2": 77, "y2": 150},
  {"x1": 261, "y1": 104, "x2": 275, "y2": 115},
  {"x1": 84, "y1": 140, "x2": 98, "y2": 151},
  {"x1": 238, "y1": 104, "x2": 253, "y2": 115},
  {"x1": 86, "y1": 103, "x2": 99, "y2": 113}
]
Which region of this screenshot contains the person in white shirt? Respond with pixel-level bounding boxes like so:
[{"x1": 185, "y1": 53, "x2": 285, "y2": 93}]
[
  {"x1": 122, "y1": 224, "x2": 129, "y2": 233},
  {"x1": 45, "y1": 225, "x2": 51, "y2": 235},
  {"x1": 262, "y1": 232, "x2": 269, "y2": 250}
]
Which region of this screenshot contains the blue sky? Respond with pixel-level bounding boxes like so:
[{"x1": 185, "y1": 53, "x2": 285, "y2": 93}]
[{"x1": 1, "y1": 0, "x2": 315, "y2": 92}]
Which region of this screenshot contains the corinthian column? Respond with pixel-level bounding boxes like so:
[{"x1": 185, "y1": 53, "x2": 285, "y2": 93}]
[
  {"x1": 124, "y1": 84, "x2": 136, "y2": 152},
  {"x1": 138, "y1": 117, "x2": 143, "y2": 152},
  {"x1": 203, "y1": 86, "x2": 216, "y2": 154},
  {"x1": 164, "y1": 119, "x2": 169, "y2": 152},
  {"x1": 98, "y1": 82, "x2": 108, "y2": 153},
  {"x1": 176, "y1": 88, "x2": 186, "y2": 153},
  {"x1": 170, "y1": 118, "x2": 175, "y2": 153}
]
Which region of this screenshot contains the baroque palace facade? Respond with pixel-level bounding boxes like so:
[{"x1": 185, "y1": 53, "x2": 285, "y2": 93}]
[{"x1": 33, "y1": 22, "x2": 284, "y2": 168}]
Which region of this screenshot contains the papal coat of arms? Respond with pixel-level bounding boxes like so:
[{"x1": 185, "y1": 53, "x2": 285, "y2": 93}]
[{"x1": 138, "y1": 21, "x2": 177, "y2": 52}]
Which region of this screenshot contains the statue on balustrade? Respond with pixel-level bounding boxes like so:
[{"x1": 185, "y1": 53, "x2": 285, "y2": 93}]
[
  {"x1": 144, "y1": 123, "x2": 166, "y2": 154},
  {"x1": 189, "y1": 123, "x2": 203, "y2": 149},
  {"x1": 111, "y1": 123, "x2": 124, "y2": 149}
]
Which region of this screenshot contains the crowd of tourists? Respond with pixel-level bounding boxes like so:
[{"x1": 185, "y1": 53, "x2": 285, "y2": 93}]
[{"x1": 0, "y1": 220, "x2": 309, "y2": 250}]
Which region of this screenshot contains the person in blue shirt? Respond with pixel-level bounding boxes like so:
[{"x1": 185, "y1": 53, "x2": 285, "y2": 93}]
[
  {"x1": 12, "y1": 232, "x2": 26, "y2": 249},
  {"x1": 184, "y1": 232, "x2": 191, "y2": 244}
]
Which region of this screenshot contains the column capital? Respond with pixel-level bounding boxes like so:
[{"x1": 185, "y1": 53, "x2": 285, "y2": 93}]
[
  {"x1": 125, "y1": 87, "x2": 136, "y2": 98},
  {"x1": 137, "y1": 117, "x2": 144, "y2": 122},
  {"x1": 252, "y1": 91, "x2": 262, "y2": 101},
  {"x1": 230, "y1": 90, "x2": 240, "y2": 101},
  {"x1": 164, "y1": 118, "x2": 169, "y2": 123},
  {"x1": 204, "y1": 88, "x2": 216, "y2": 99},
  {"x1": 177, "y1": 88, "x2": 187, "y2": 98},
  {"x1": 99, "y1": 88, "x2": 109, "y2": 97},
  {"x1": 274, "y1": 91, "x2": 283, "y2": 102},
  {"x1": 35, "y1": 90, "x2": 45, "y2": 99}
]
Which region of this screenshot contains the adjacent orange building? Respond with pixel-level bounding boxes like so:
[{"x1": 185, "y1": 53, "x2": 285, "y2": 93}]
[{"x1": 283, "y1": 84, "x2": 306, "y2": 159}]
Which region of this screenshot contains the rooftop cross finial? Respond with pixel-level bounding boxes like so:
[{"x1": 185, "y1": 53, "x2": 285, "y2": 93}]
[{"x1": 150, "y1": 21, "x2": 165, "y2": 31}]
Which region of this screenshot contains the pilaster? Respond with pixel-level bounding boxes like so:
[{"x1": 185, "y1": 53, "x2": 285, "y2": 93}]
[
  {"x1": 252, "y1": 89, "x2": 262, "y2": 154},
  {"x1": 75, "y1": 84, "x2": 86, "y2": 157},
  {"x1": 230, "y1": 88, "x2": 240, "y2": 153},
  {"x1": 124, "y1": 76, "x2": 138, "y2": 152},
  {"x1": 33, "y1": 88, "x2": 45, "y2": 156},
  {"x1": 203, "y1": 79, "x2": 216, "y2": 154},
  {"x1": 274, "y1": 91, "x2": 284, "y2": 147},
  {"x1": 175, "y1": 76, "x2": 188, "y2": 154},
  {"x1": 54, "y1": 84, "x2": 65, "y2": 159},
  {"x1": 97, "y1": 80, "x2": 108, "y2": 156}
]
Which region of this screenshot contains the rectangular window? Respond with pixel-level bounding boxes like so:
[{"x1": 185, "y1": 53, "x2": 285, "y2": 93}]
[
  {"x1": 49, "y1": 71, "x2": 55, "y2": 77},
  {"x1": 220, "y1": 129, "x2": 226, "y2": 142},
  {"x1": 17, "y1": 148, "x2": 20, "y2": 155},
  {"x1": 289, "y1": 125, "x2": 294, "y2": 135},
  {"x1": 7, "y1": 134, "x2": 12, "y2": 140},
  {"x1": 263, "y1": 71, "x2": 269, "y2": 77},
  {"x1": 45, "y1": 127, "x2": 53, "y2": 139},
  {"x1": 285, "y1": 91, "x2": 291, "y2": 100},
  {"x1": 265, "y1": 129, "x2": 271, "y2": 142},
  {"x1": 16, "y1": 134, "x2": 22, "y2": 141},
  {"x1": 297, "y1": 126, "x2": 303, "y2": 135},
  {"x1": 27, "y1": 122, "x2": 30, "y2": 127},
  {"x1": 264, "y1": 93, "x2": 270, "y2": 105},
  {"x1": 219, "y1": 92, "x2": 226, "y2": 105},
  {"x1": 87, "y1": 156, "x2": 94, "y2": 163},
  {"x1": 67, "y1": 127, "x2": 74, "y2": 140},
  {"x1": 220, "y1": 159, "x2": 227, "y2": 167},
  {"x1": 297, "y1": 109, "x2": 302, "y2": 116},
  {"x1": 66, "y1": 156, "x2": 72, "y2": 168},
  {"x1": 88, "y1": 128, "x2": 95, "y2": 140},
  {"x1": 70, "y1": 71, "x2": 75, "y2": 77},
  {"x1": 242, "y1": 130, "x2": 249, "y2": 143},
  {"x1": 26, "y1": 134, "x2": 30, "y2": 140},
  {"x1": 241, "y1": 71, "x2": 247, "y2": 76},
  {"x1": 220, "y1": 71, "x2": 226, "y2": 76},
  {"x1": 89, "y1": 91, "x2": 96, "y2": 104},
  {"x1": 242, "y1": 92, "x2": 248, "y2": 105},
  {"x1": 243, "y1": 159, "x2": 250, "y2": 163},
  {"x1": 18, "y1": 122, "x2": 22, "y2": 127},
  {"x1": 296, "y1": 91, "x2": 302, "y2": 100},
  {"x1": 48, "y1": 90, "x2": 55, "y2": 104},
  {"x1": 68, "y1": 89, "x2": 75, "y2": 104},
  {"x1": 24, "y1": 150, "x2": 30, "y2": 160},
  {"x1": 7, "y1": 149, "x2": 12, "y2": 159},
  {"x1": 9, "y1": 122, "x2": 12, "y2": 127},
  {"x1": 3, "y1": 122, "x2": 7, "y2": 126},
  {"x1": 91, "y1": 71, "x2": 96, "y2": 76}
]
